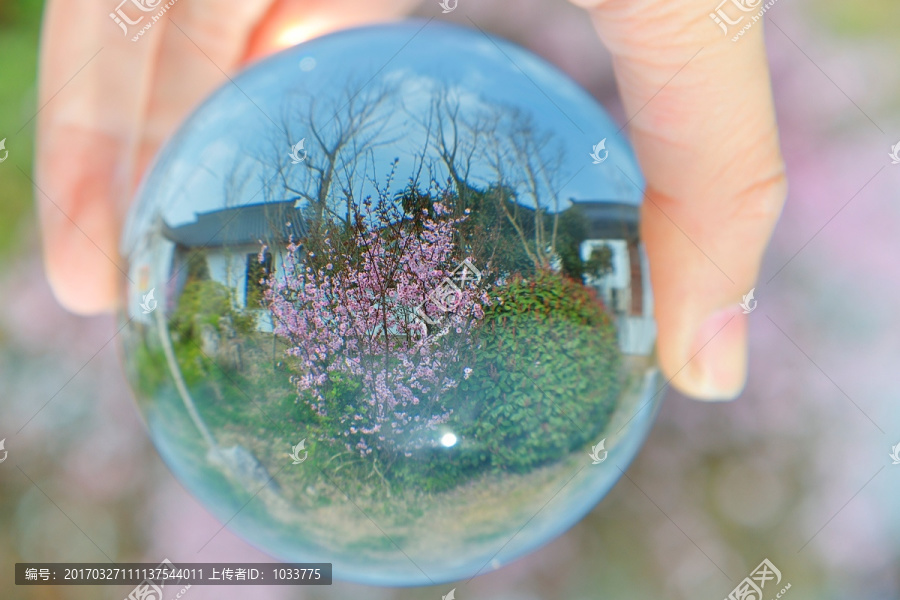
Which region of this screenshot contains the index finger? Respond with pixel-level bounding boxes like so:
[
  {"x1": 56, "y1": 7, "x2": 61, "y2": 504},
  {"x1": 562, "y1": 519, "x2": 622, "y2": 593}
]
[{"x1": 36, "y1": 0, "x2": 165, "y2": 314}]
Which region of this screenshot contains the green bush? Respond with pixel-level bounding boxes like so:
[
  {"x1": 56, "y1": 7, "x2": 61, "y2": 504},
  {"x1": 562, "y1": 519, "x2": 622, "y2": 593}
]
[
  {"x1": 310, "y1": 370, "x2": 366, "y2": 442},
  {"x1": 128, "y1": 340, "x2": 170, "y2": 398},
  {"x1": 393, "y1": 444, "x2": 474, "y2": 492},
  {"x1": 169, "y1": 279, "x2": 256, "y2": 344},
  {"x1": 453, "y1": 272, "x2": 622, "y2": 472},
  {"x1": 279, "y1": 272, "x2": 623, "y2": 492}
]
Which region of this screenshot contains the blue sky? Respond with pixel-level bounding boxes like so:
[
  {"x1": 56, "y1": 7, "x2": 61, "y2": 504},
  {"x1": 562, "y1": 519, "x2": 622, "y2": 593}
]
[{"x1": 124, "y1": 20, "x2": 644, "y2": 246}]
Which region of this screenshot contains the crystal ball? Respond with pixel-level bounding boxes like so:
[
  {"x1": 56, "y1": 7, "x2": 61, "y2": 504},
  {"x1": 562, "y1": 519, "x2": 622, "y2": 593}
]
[{"x1": 120, "y1": 20, "x2": 660, "y2": 586}]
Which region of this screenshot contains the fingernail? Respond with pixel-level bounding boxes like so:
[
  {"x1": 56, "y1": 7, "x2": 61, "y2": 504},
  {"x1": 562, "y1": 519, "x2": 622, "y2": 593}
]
[{"x1": 687, "y1": 304, "x2": 748, "y2": 401}]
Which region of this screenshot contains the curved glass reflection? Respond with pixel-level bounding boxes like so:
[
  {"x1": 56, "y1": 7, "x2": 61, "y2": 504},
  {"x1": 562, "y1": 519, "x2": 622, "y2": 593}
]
[{"x1": 120, "y1": 21, "x2": 660, "y2": 586}]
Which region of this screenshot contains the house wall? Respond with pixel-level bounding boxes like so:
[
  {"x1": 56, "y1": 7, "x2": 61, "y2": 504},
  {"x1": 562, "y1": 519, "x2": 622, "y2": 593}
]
[
  {"x1": 205, "y1": 245, "x2": 257, "y2": 309},
  {"x1": 253, "y1": 249, "x2": 292, "y2": 333},
  {"x1": 202, "y1": 244, "x2": 294, "y2": 333},
  {"x1": 618, "y1": 243, "x2": 657, "y2": 356},
  {"x1": 580, "y1": 238, "x2": 657, "y2": 356},
  {"x1": 581, "y1": 239, "x2": 631, "y2": 314}
]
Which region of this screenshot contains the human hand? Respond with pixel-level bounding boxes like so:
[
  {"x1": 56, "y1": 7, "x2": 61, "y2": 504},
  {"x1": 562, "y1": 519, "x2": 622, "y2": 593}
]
[
  {"x1": 37, "y1": 0, "x2": 785, "y2": 402},
  {"x1": 36, "y1": 0, "x2": 418, "y2": 314},
  {"x1": 572, "y1": 0, "x2": 786, "y2": 400}
]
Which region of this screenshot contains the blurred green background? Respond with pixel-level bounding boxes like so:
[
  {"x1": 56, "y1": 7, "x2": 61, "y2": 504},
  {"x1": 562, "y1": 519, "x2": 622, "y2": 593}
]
[
  {"x1": 2, "y1": 0, "x2": 900, "y2": 599},
  {"x1": 0, "y1": 0, "x2": 40, "y2": 258}
]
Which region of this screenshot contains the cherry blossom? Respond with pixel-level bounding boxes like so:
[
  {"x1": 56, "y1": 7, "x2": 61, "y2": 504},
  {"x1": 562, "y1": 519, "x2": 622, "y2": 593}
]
[{"x1": 266, "y1": 194, "x2": 486, "y2": 458}]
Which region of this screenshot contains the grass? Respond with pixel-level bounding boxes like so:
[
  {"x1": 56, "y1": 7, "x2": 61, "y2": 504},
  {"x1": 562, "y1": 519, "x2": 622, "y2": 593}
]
[
  {"x1": 0, "y1": 0, "x2": 42, "y2": 260},
  {"x1": 121, "y1": 264, "x2": 629, "y2": 564},
  {"x1": 131, "y1": 273, "x2": 623, "y2": 505},
  {"x1": 121, "y1": 303, "x2": 660, "y2": 568}
]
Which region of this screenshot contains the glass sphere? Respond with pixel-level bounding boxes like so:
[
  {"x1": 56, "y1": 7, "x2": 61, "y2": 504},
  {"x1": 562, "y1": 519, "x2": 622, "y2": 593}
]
[{"x1": 120, "y1": 20, "x2": 660, "y2": 586}]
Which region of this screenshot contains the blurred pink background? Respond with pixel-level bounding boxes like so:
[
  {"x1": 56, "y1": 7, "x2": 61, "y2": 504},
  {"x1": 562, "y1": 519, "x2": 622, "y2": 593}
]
[{"x1": 1, "y1": 0, "x2": 899, "y2": 598}]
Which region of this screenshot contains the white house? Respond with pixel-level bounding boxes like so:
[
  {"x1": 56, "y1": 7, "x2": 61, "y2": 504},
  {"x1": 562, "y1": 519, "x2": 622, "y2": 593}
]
[
  {"x1": 570, "y1": 199, "x2": 656, "y2": 356},
  {"x1": 127, "y1": 198, "x2": 656, "y2": 356},
  {"x1": 161, "y1": 200, "x2": 307, "y2": 331}
]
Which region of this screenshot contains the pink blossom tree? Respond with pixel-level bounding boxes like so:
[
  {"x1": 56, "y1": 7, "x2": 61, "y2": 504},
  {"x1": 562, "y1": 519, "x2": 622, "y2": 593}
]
[{"x1": 265, "y1": 186, "x2": 488, "y2": 463}]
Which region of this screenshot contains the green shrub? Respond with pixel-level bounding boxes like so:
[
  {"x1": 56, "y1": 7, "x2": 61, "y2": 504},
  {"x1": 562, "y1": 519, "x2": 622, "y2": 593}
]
[
  {"x1": 453, "y1": 272, "x2": 622, "y2": 472},
  {"x1": 128, "y1": 341, "x2": 169, "y2": 398},
  {"x1": 275, "y1": 272, "x2": 622, "y2": 492},
  {"x1": 312, "y1": 370, "x2": 366, "y2": 443},
  {"x1": 392, "y1": 444, "x2": 475, "y2": 492},
  {"x1": 169, "y1": 279, "x2": 256, "y2": 344}
]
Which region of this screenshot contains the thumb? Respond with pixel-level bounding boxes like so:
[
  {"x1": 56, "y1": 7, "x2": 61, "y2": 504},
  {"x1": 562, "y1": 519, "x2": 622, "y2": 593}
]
[{"x1": 572, "y1": 0, "x2": 787, "y2": 399}]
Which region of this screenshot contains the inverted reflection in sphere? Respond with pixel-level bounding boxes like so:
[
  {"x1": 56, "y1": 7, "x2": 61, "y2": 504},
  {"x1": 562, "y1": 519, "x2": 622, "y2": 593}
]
[{"x1": 120, "y1": 21, "x2": 660, "y2": 586}]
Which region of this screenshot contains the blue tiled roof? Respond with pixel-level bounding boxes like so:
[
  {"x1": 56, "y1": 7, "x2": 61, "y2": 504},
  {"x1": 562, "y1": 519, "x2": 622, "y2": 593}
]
[
  {"x1": 568, "y1": 199, "x2": 639, "y2": 239},
  {"x1": 163, "y1": 200, "x2": 307, "y2": 248},
  {"x1": 161, "y1": 198, "x2": 637, "y2": 249}
]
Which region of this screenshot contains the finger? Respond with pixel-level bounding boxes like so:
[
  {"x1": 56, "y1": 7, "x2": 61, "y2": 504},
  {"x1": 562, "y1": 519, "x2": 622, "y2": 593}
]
[
  {"x1": 36, "y1": 0, "x2": 165, "y2": 315},
  {"x1": 571, "y1": 0, "x2": 787, "y2": 399},
  {"x1": 38, "y1": 0, "x2": 418, "y2": 316},
  {"x1": 130, "y1": 0, "x2": 273, "y2": 178},
  {"x1": 244, "y1": 0, "x2": 422, "y2": 60}
]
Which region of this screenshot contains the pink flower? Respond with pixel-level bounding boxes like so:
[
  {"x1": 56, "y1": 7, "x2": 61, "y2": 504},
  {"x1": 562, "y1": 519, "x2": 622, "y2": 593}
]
[{"x1": 265, "y1": 192, "x2": 488, "y2": 458}]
